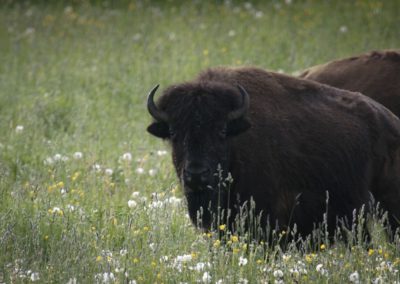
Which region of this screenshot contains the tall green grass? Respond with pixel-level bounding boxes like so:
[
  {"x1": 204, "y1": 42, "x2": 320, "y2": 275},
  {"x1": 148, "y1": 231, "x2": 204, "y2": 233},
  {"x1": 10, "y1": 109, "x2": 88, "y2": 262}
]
[{"x1": 1, "y1": 0, "x2": 400, "y2": 283}]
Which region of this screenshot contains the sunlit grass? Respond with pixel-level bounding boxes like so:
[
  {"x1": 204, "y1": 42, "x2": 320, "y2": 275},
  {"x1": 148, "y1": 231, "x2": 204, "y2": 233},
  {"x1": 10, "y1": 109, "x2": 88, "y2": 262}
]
[{"x1": 1, "y1": 0, "x2": 400, "y2": 283}]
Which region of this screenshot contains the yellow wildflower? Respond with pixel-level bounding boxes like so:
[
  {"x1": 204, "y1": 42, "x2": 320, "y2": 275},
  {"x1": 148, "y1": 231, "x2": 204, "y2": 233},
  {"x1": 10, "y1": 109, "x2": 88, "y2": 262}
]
[
  {"x1": 213, "y1": 240, "x2": 221, "y2": 248},
  {"x1": 368, "y1": 249, "x2": 374, "y2": 256},
  {"x1": 219, "y1": 224, "x2": 226, "y2": 231},
  {"x1": 320, "y1": 244, "x2": 326, "y2": 250},
  {"x1": 133, "y1": 258, "x2": 139, "y2": 264},
  {"x1": 231, "y1": 235, "x2": 239, "y2": 243},
  {"x1": 96, "y1": 256, "x2": 103, "y2": 262},
  {"x1": 71, "y1": 172, "x2": 80, "y2": 181}
]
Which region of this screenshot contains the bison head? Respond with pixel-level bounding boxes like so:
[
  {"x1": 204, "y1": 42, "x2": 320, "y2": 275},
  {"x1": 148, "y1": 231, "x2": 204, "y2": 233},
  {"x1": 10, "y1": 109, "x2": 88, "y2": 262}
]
[{"x1": 146, "y1": 82, "x2": 251, "y2": 229}]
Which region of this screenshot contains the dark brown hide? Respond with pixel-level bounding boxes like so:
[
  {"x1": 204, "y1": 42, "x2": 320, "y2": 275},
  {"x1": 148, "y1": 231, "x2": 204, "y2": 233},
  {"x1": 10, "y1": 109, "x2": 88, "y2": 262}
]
[
  {"x1": 299, "y1": 50, "x2": 400, "y2": 117},
  {"x1": 147, "y1": 66, "x2": 400, "y2": 238}
]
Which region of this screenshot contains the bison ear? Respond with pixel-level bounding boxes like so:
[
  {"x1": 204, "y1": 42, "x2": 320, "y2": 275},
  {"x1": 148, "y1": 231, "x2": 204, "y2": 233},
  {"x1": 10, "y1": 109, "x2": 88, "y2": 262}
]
[
  {"x1": 227, "y1": 118, "x2": 251, "y2": 137},
  {"x1": 147, "y1": 122, "x2": 170, "y2": 139}
]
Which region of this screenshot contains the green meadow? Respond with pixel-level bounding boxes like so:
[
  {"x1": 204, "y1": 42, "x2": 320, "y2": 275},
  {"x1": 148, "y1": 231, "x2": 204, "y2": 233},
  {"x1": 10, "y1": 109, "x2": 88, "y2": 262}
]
[{"x1": 1, "y1": 0, "x2": 400, "y2": 283}]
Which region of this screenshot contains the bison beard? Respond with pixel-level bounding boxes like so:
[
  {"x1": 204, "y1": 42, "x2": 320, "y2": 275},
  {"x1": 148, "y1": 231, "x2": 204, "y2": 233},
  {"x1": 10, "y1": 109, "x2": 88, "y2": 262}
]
[{"x1": 146, "y1": 66, "x2": 400, "y2": 241}]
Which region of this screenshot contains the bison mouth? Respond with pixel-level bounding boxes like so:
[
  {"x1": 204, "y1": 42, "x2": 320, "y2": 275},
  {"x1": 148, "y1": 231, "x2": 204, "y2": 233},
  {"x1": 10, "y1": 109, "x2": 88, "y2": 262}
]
[{"x1": 184, "y1": 184, "x2": 231, "y2": 230}]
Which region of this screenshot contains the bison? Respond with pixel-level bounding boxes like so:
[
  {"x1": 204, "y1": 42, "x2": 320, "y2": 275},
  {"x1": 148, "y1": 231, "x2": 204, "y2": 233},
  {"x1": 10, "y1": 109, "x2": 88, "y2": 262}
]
[
  {"x1": 299, "y1": 50, "x2": 400, "y2": 117},
  {"x1": 146, "y1": 66, "x2": 400, "y2": 239}
]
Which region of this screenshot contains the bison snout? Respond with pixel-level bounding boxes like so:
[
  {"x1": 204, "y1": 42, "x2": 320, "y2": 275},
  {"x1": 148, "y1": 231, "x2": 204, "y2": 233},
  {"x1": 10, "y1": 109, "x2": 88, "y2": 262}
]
[{"x1": 183, "y1": 164, "x2": 211, "y2": 188}]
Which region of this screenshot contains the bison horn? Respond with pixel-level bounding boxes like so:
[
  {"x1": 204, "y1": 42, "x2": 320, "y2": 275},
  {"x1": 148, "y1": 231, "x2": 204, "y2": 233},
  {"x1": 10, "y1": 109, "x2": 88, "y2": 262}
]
[
  {"x1": 228, "y1": 85, "x2": 250, "y2": 120},
  {"x1": 147, "y1": 84, "x2": 169, "y2": 122}
]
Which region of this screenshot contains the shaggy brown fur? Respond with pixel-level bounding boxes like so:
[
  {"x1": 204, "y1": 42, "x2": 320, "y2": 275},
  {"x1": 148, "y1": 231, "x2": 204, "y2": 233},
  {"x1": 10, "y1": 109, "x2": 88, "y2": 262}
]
[
  {"x1": 299, "y1": 50, "x2": 400, "y2": 117},
  {"x1": 147, "y1": 66, "x2": 400, "y2": 239}
]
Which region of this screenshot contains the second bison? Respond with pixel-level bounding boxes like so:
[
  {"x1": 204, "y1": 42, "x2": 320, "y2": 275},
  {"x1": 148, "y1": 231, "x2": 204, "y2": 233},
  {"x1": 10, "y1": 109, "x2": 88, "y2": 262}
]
[{"x1": 299, "y1": 50, "x2": 400, "y2": 117}]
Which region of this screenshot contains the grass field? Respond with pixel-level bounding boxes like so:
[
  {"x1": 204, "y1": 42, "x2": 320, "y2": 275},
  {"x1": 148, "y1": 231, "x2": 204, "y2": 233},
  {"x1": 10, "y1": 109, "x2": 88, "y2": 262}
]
[{"x1": 1, "y1": 0, "x2": 400, "y2": 283}]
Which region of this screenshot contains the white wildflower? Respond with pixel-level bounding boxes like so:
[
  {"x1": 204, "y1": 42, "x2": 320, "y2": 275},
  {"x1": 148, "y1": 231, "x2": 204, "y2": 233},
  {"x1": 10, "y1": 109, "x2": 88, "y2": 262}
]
[
  {"x1": 238, "y1": 278, "x2": 249, "y2": 284},
  {"x1": 273, "y1": 269, "x2": 284, "y2": 278},
  {"x1": 160, "y1": 256, "x2": 169, "y2": 262},
  {"x1": 149, "y1": 200, "x2": 163, "y2": 209},
  {"x1": 285, "y1": 0, "x2": 293, "y2": 5},
  {"x1": 349, "y1": 271, "x2": 360, "y2": 283},
  {"x1": 175, "y1": 254, "x2": 192, "y2": 263},
  {"x1": 131, "y1": 191, "x2": 140, "y2": 198},
  {"x1": 95, "y1": 272, "x2": 115, "y2": 283},
  {"x1": 168, "y1": 32, "x2": 176, "y2": 41},
  {"x1": 191, "y1": 262, "x2": 210, "y2": 272},
  {"x1": 120, "y1": 249, "x2": 128, "y2": 256},
  {"x1": 135, "y1": 167, "x2": 144, "y2": 174},
  {"x1": 15, "y1": 125, "x2": 24, "y2": 133},
  {"x1": 67, "y1": 278, "x2": 77, "y2": 284},
  {"x1": 60, "y1": 188, "x2": 67, "y2": 195},
  {"x1": 105, "y1": 168, "x2": 113, "y2": 176},
  {"x1": 67, "y1": 204, "x2": 75, "y2": 212},
  {"x1": 244, "y1": 2, "x2": 252, "y2": 10},
  {"x1": 148, "y1": 169, "x2": 157, "y2": 176},
  {"x1": 128, "y1": 200, "x2": 137, "y2": 208},
  {"x1": 339, "y1": 25, "x2": 348, "y2": 33},
  {"x1": 52, "y1": 207, "x2": 62, "y2": 213},
  {"x1": 128, "y1": 280, "x2": 137, "y2": 284},
  {"x1": 372, "y1": 277, "x2": 384, "y2": 284},
  {"x1": 316, "y1": 264, "x2": 328, "y2": 276},
  {"x1": 44, "y1": 157, "x2": 54, "y2": 165},
  {"x1": 53, "y1": 154, "x2": 62, "y2": 161},
  {"x1": 30, "y1": 272, "x2": 40, "y2": 282},
  {"x1": 64, "y1": 6, "x2": 73, "y2": 14},
  {"x1": 25, "y1": 27, "x2": 35, "y2": 36},
  {"x1": 167, "y1": 196, "x2": 182, "y2": 206},
  {"x1": 202, "y1": 272, "x2": 211, "y2": 283},
  {"x1": 149, "y1": 242, "x2": 156, "y2": 252},
  {"x1": 157, "y1": 150, "x2": 167, "y2": 156},
  {"x1": 122, "y1": 152, "x2": 132, "y2": 161},
  {"x1": 73, "y1": 152, "x2": 83, "y2": 159},
  {"x1": 238, "y1": 256, "x2": 248, "y2": 266},
  {"x1": 93, "y1": 164, "x2": 102, "y2": 172},
  {"x1": 254, "y1": 11, "x2": 263, "y2": 18},
  {"x1": 133, "y1": 33, "x2": 142, "y2": 41}
]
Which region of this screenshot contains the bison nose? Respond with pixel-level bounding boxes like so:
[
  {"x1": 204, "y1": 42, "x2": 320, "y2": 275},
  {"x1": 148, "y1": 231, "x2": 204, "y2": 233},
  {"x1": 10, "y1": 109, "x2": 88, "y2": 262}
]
[{"x1": 183, "y1": 165, "x2": 211, "y2": 187}]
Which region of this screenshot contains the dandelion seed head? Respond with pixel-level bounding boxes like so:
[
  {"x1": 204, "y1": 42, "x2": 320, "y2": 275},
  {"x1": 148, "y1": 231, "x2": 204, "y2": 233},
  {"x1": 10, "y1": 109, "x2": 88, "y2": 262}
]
[
  {"x1": 148, "y1": 168, "x2": 157, "y2": 176},
  {"x1": 73, "y1": 152, "x2": 83, "y2": 159},
  {"x1": 128, "y1": 200, "x2": 137, "y2": 208},
  {"x1": 339, "y1": 25, "x2": 348, "y2": 33},
  {"x1": 135, "y1": 167, "x2": 144, "y2": 174},
  {"x1": 15, "y1": 125, "x2": 24, "y2": 133},
  {"x1": 30, "y1": 272, "x2": 40, "y2": 282},
  {"x1": 254, "y1": 11, "x2": 263, "y2": 18},
  {"x1": 122, "y1": 152, "x2": 132, "y2": 161},
  {"x1": 202, "y1": 271, "x2": 211, "y2": 283},
  {"x1": 239, "y1": 256, "x2": 248, "y2": 266},
  {"x1": 349, "y1": 271, "x2": 360, "y2": 283},
  {"x1": 157, "y1": 150, "x2": 167, "y2": 156},
  {"x1": 53, "y1": 154, "x2": 62, "y2": 161},
  {"x1": 273, "y1": 269, "x2": 284, "y2": 278},
  {"x1": 228, "y1": 30, "x2": 236, "y2": 37},
  {"x1": 105, "y1": 168, "x2": 113, "y2": 176}
]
